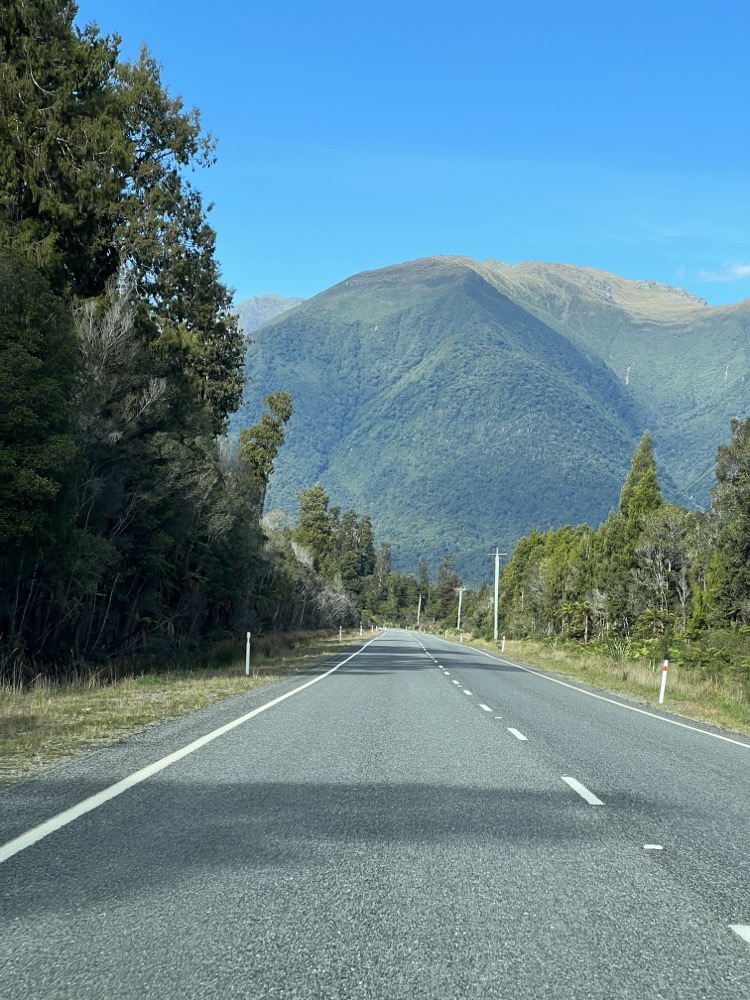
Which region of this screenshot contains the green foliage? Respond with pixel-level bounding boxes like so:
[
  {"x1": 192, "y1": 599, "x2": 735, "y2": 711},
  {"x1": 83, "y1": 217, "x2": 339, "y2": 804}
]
[
  {"x1": 239, "y1": 391, "x2": 294, "y2": 507},
  {"x1": 711, "y1": 417, "x2": 750, "y2": 620},
  {"x1": 0, "y1": 250, "x2": 77, "y2": 552},
  {"x1": 0, "y1": 6, "x2": 357, "y2": 677},
  {"x1": 0, "y1": 2, "x2": 125, "y2": 295},
  {"x1": 619, "y1": 431, "x2": 663, "y2": 524}
]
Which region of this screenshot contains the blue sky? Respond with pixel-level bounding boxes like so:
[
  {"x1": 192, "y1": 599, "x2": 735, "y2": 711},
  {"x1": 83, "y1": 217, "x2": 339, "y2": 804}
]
[{"x1": 75, "y1": 0, "x2": 750, "y2": 306}]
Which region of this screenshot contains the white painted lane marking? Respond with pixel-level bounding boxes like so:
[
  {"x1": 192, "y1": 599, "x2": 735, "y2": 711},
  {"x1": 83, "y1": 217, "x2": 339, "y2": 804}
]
[
  {"x1": 479, "y1": 704, "x2": 492, "y2": 712},
  {"x1": 444, "y1": 671, "x2": 450, "y2": 675},
  {"x1": 730, "y1": 925, "x2": 750, "y2": 946},
  {"x1": 562, "y1": 776, "x2": 604, "y2": 806},
  {"x1": 508, "y1": 728, "x2": 528, "y2": 741},
  {"x1": 0, "y1": 635, "x2": 385, "y2": 866},
  {"x1": 644, "y1": 844, "x2": 664, "y2": 851},
  {"x1": 453, "y1": 680, "x2": 461, "y2": 686},
  {"x1": 494, "y1": 715, "x2": 503, "y2": 720},
  {"x1": 463, "y1": 690, "x2": 473, "y2": 696},
  {"x1": 428, "y1": 635, "x2": 750, "y2": 752}
]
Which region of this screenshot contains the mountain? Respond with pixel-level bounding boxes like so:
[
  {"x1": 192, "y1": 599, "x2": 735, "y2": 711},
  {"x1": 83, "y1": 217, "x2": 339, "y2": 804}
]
[
  {"x1": 231, "y1": 256, "x2": 750, "y2": 582},
  {"x1": 234, "y1": 294, "x2": 304, "y2": 335}
]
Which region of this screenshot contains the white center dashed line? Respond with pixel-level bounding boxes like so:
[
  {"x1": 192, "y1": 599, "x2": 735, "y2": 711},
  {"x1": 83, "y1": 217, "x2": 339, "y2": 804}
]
[
  {"x1": 730, "y1": 925, "x2": 750, "y2": 947},
  {"x1": 508, "y1": 728, "x2": 528, "y2": 741},
  {"x1": 463, "y1": 690, "x2": 473, "y2": 696},
  {"x1": 452, "y1": 680, "x2": 461, "y2": 686},
  {"x1": 479, "y1": 704, "x2": 492, "y2": 712},
  {"x1": 562, "y1": 776, "x2": 604, "y2": 806}
]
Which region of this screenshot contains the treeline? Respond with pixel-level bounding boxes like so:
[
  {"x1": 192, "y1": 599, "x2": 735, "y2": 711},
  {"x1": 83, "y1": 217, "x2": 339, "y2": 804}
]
[
  {"x1": 365, "y1": 425, "x2": 750, "y2": 684},
  {"x1": 0, "y1": 3, "x2": 375, "y2": 680},
  {"x1": 495, "y1": 429, "x2": 750, "y2": 644}
]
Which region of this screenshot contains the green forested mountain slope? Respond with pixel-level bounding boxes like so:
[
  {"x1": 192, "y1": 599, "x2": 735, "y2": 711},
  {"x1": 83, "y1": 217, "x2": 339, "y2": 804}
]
[
  {"x1": 232, "y1": 256, "x2": 749, "y2": 581},
  {"x1": 480, "y1": 260, "x2": 750, "y2": 505},
  {"x1": 235, "y1": 257, "x2": 750, "y2": 581}
]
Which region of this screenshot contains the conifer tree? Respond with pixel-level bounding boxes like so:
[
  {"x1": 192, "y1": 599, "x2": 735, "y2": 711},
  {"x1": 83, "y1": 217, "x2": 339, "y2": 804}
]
[
  {"x1": 619, "y1": 431, "x2": 663, "y2": 526},
  {"x1": 710, "y1": 417, "x2": 750, "y2": 620}
]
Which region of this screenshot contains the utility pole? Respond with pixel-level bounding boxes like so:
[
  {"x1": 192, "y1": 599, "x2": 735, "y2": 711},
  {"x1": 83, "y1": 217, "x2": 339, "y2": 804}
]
[
  {"x1": 454, "y1": 586, "x2": 466, "y2": 630},
  {"x1": 489, "y1": 547, "x2": 508, "y2": 642},
  {"x1": 417, "y1": 593, "x2": 422, "y2": 627}
]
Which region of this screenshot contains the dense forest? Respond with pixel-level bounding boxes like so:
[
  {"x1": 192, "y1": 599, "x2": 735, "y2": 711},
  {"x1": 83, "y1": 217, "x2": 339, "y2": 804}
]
[{"x1": 0, "y1": 2, "x2": 391, "y2": 680}]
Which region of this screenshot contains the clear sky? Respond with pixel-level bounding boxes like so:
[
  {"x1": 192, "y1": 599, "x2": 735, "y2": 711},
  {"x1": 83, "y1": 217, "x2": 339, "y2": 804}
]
[{"x1": 74, "y1": 0, "x2": 750, "y2": 306}]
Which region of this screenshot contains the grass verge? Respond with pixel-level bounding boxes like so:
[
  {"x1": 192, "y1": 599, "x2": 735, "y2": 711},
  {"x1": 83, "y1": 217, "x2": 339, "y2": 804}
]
[
  {"x1": 0, "y1": 629, "x2": 367, "y2": 789},
  {"x1": 460, "y1": 634, "x2": 750, "y2": 737}
]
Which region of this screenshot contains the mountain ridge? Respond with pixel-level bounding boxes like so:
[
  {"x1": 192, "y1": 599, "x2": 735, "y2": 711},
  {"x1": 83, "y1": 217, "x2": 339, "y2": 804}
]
[{"x1": 232, "y1": 256, "x2": 750, "y2": 581}]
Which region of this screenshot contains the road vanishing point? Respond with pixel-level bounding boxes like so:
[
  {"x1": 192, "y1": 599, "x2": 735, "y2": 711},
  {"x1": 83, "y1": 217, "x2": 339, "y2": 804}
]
[{"x1": 2, "y1": 630, "x2": 749, "y2": 998}]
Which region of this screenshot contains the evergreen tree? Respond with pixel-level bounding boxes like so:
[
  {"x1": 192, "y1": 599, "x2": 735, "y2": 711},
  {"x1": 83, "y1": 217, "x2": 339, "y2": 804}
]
[
  {"x1": 619, "y1": 431, "x2": 663, "y2": 526},
  {"x1": 0, "y1": 250, "x2": 77, "y2": 553},
  {"x1": 293, "y1": 483, "x2": 333, "y2": 571},
  {"x1": 239, "y1": 391, "x2": 294, "y2": 508},
  {"x1": 0, "y1": 1, "x2": 125, "y2": 295},
  {"x1": 711, "y1": 417, "x2": 750, "y2": 620}
]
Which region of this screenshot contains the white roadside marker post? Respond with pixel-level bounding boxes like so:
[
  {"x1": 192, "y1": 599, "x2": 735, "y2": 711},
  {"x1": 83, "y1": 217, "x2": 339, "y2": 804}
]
[
  {"x1": 245, "y1": 632, "x2": 251, "y2": 676},
  {"x1": 339, "y1": 625, "x2": 343, "y2": 642},
  {"x1": 659, "y1": 658, "x2": 669, "y2": 704},
  {"x1": 501, "y1": 635, "x2": 506, "y2": 653}
]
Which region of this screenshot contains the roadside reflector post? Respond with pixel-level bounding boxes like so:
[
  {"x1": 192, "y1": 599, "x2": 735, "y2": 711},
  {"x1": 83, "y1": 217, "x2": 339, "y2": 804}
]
[
  {"x1": 659, "y1": 658, "x2": 669, "y2": 703},
  {"x1": 339, "y1": 625, "x2": 342, "y2": 642},
  {"x1": 245, "y1": 632, "x2": 251, "y2": 676},
  {"x1": 360, "y1": 624, "x2": 363, "y2": 636},
  {"x1": 501, "y1": 635, "x2": 506, "y2": 653}
]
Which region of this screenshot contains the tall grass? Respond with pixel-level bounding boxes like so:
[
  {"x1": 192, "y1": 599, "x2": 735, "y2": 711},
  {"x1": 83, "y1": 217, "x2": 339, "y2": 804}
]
[{"x1": 0, "y1": 628, "x2": 359, "y2": 787}]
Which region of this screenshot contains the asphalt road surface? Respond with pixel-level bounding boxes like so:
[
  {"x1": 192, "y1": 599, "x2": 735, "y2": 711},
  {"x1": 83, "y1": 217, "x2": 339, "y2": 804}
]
[{"x1": 2, "y1": 629, "x2": 750, "y2": 999}]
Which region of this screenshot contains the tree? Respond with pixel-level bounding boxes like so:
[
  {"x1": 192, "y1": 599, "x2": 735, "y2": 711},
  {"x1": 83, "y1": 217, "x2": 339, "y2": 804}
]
[
  {"x1": 619, "y1": 431, "x2": 663, "y2": 526},
  {"x1": 112, "y1": 48, "x2": 245, "y2": 434},
  {"x1": 0, "y1": 7, "x2": 244, "y2": 435},
  {"x1": 631, "y1": 504, "x2": 692, "y2": 630},
  {"x1": 0, "y1": 250, "x2": 78, "y2": 659},
  {"x1": 0, "y1": 2, "x2": 125, "y2": 295},
  {"x1": 711, "y1": 417, "x2": 750, "y2": 620},
  {"x1": 293, "y1": 483, "x2": 333, "y2": 571},
  {"x1": 239, "y1": 391, "x2": 294, "y2": 508},
  {"x1": 0, "y1": 250, "x2": 77, "y2": 552}
]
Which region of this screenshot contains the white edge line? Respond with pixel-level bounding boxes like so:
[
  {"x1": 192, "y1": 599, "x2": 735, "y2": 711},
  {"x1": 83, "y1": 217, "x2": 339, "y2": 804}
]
[
  {"x1": 730, "y1": 925, "x2": 750, "y2": 945},
  {"x1": 420, "y1": 633, "x2": 750, "y2": 752},
  {"x1": 508, "y1": 728, "x2": 528, "y2": 741},
  {"x1": 562, "y1": 775, "x2": 604, "y2": 806},
  {"x1": 0, "y1": 634, "x2": 384, "y2": 866}
]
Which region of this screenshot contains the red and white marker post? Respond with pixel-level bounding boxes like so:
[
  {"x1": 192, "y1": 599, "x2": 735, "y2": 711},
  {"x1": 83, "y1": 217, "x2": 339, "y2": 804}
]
[{"x1": 658, "y1": 658, "x2": 669, "y2": 704}]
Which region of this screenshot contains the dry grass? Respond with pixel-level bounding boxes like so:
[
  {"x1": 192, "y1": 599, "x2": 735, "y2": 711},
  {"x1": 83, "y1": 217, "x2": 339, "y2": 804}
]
[
  {"x1": 464, "y1": 636, "x2": 750, "y2": 737},
  {"x1": 0, "y1": 629, "x2": 367, "y2": 788}
]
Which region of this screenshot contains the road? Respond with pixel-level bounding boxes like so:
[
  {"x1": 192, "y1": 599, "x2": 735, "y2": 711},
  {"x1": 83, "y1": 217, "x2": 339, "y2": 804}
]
[{"x1": 1, "y1": 629, "x2": 749, "y2": 998}]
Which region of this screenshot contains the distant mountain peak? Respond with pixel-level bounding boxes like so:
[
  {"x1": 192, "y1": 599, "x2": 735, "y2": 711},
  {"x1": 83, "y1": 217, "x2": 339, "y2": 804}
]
[{"x1": 234, "y1": 294, "x2": 304, "y2": 335}]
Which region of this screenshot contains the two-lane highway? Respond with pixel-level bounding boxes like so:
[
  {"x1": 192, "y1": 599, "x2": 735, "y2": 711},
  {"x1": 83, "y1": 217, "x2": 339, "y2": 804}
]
[{"x1": 2, "y1": 629, "x2": 749, "y2": 998}]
